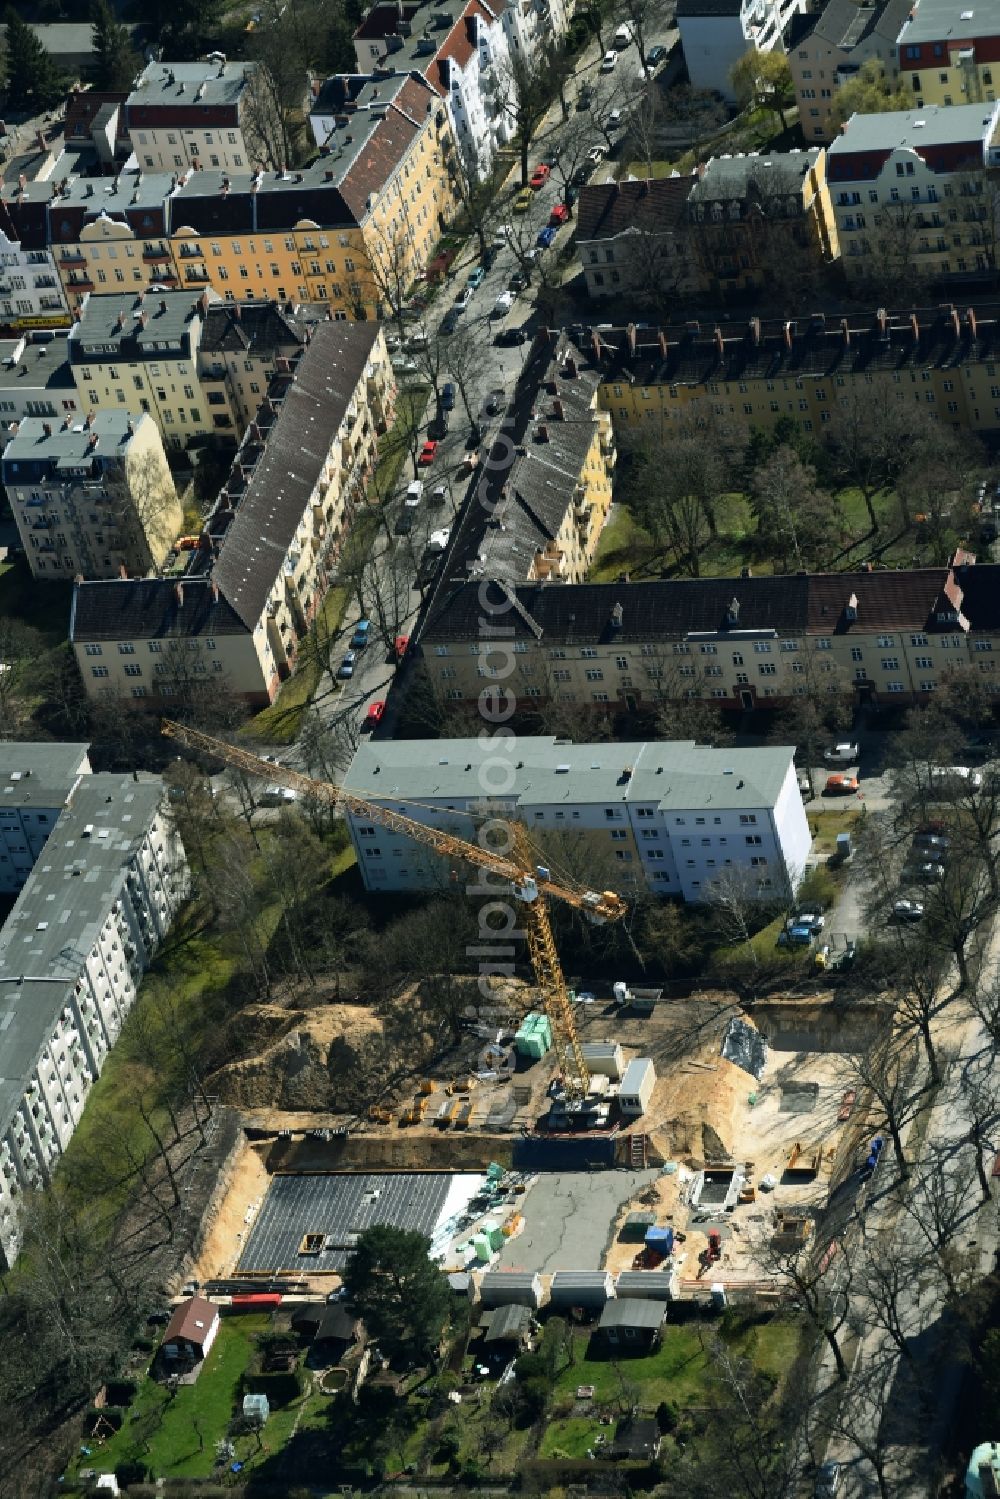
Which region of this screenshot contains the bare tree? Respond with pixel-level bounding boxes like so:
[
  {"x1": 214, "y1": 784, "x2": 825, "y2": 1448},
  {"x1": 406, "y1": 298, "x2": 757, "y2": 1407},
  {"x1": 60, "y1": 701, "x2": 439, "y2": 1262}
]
[
  {"x1": 849, "y1": 1030, "x2": 926, "y2": 1180},
  {"x1": 753, "y1": 1215, "x2": 853, "y2": 1382},
  {"x1": 104, "y1": 449, "x2": 182, "y2": 577},
  {"x1": 498, "y1": 49, "x2": 558, "y2": 188}
]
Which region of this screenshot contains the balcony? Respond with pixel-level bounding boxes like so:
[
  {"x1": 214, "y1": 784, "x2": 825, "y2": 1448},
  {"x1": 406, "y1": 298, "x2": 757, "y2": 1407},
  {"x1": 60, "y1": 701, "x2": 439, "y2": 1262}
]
[
  {"x1": 143, "y1": 245, "x2": 172, "y2": 262},
  {"x1": 59, "y1": 249, "x2": 86, "y2": 265},
  {"x1": 184, "y1": 268, "x2": 210, "y2": 284}
]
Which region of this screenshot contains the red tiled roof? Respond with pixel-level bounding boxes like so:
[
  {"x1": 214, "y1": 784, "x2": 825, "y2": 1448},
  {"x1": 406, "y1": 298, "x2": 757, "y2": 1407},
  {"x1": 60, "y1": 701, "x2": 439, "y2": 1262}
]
[
  {"x1": 576, "y1": 177, "x2": 694, "y2": 243},
  {"x1": 163, "y1": 1296, "x2": 218, "y2": 1347},
  {"x1": 805, "y1": 569, "x2": 950, "y2": 634}
]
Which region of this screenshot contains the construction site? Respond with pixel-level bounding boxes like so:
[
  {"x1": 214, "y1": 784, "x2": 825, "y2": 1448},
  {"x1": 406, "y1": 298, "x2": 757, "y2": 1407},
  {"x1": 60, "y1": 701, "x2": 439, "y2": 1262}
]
[{"x1": 165, "y1": 725, "x2": 891, "y2": 1311}]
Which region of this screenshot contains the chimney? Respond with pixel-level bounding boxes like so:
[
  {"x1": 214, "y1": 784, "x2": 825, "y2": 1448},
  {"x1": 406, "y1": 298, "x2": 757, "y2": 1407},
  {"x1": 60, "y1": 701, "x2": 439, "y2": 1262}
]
[
  {"x1": 967, "y1": 307, "x2": 978, "y2": 338},
  {"x1": 119, "y1": 563, "x2": 127, "y2": 579},
  {"x1": 138, "y1": 311, "x2": 148, "y2": 328},
  {"x1": 85, "y1": 411, "x2": 95, "y2": 428},
  {"x1": 553, "y1": 397, "x2": 564, "y2": 420},
  {"x1": 727, "y1": 596, "x2": 739, "y2": 623},
  {"x1": 910, "y1": 313, "x2": 919, "y2": 342},
  {"x1": 564, "y1": 354, "x2": 577, "y2": 377},
  {"x1": 159, "y1": 298, "x2": 167, "y2": 314},
  {"x1": 42, "y1": 421, "x2": 52, "y2": 436},
  {"x1": 174, "y1": 582, "x2": 184, "y2": 608},
  {"x1": 783, "y1": 320, "x2": 794, "y2": 351},
  {"x1": 611, "y1": 601, "x2": 624, "y2": 629},
  {"x1": 749, "y1": 316, "x2": 761, "y2": 346},
  {"x1": 658, "y1": 330, "x2": 668, "y2": 359},
  {"x1": 714, "y1": 326, "x2": 724, "y2": 358},
  {"x1": 537, "y1": 423, "x2": 549, "y2": 442},
  {"x1": 126, "y1": 417, "x2": 134, "y2": 437},
  {"x1": 210, "y1": 580, "x2": 219, "y2": 603},
  {"x1": 199, "y1": 291, "x2": 209, "y2": 318},
  {"x1": 951, "y1": 307, "x2": 960, "y2": 340},
  {"x1": 627, "y1": 322, "x2": 636, "y2": 358},
  {"x1": 877, "y1": 306, "x2": 888, "y2": 337},
  {"x1": 88, "y1": 432, "x2": 99, "y2": 451},
  {"x1": 840, "y1": 317, "x2": 850, "y2": 346},
  {"x1": 233, "y1": 303, "x2": 241, "y2": 321}
]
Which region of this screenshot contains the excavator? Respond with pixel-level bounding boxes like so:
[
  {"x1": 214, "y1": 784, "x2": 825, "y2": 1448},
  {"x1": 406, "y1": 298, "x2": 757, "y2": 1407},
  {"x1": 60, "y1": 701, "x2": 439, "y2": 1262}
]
[{"x1": 160, "y1": 720, "x2": 628, "y2": 1104}]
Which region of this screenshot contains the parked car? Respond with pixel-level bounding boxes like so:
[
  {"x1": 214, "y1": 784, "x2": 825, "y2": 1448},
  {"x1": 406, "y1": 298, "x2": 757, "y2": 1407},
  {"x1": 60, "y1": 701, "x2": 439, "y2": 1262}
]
[
  {"x1": 814, "y1": 943, "x2": 832, "y2": 970},
  {"x1": 509, "y1": 269, "x2": 528, "y2": 291},
  {"x1": 825, "y1": 773, "x2": 859, "y2": 795},
  {"x1": 549, "y1": 202, "x2": 569, "y2": 226},
  {"x1": 492, "y1": 289, "x2": 515, "y2": 316},
  {"x1": 540, "y1": 148, "x2": 560, "y2": 167},
  {"x1": 529, "y1": 163, "x2": 551, "y2": 188},
  {"x1": 363, "y1": 700, "x2": 385, "y2": 727},
  {"x1": 428, "y1": 527, "x2": 451, "y2": 551},
  {"x1": 405, "y1": 480, "x2": 424, "y2": 507},
  {"x1": 586, "y1": 144, "x2": 606, "y2": 165},
  {"x1": 391, "y1": 355, "x2": 418, "y2": 376},
  {"x1": 513, "y1": 187, "x2": 533, "y2": 212},
  {"x1": 394, "y1": 634, "x2": 410, "y2": 661},
  {"x1": 418, "y1": 439, "x2": 439, "y2": 466},
  {"x1": 495, "y1": 325, "x2": 529, "y2": 346},
  {"x1": 815, "y1": 1461, "x2": 842, "y2": 1498},
  {"x1": 407, "y1": 329, "x2": 429, "y2": 350},
  {"x1": 259, "y1": 785, "x2": 298, "y2": 806},
  {"x1": 893, "y1": 898, "x2": 924, "y2": 921},
  {"x1": 600, "y1": 49, "x2": 617, "y2": 70},
  {"x1": 797, "y1": 771, "x2": 812, "y2": 795},
  {"x1": 453, "y1": 286, "x2": 472, "y2": 312},
  {"x1": 646, "y1": 43, "x2": 667, "y2": 65},
  {"x1": 337, "y1": 652, "x2": 356, "y2": 680},
  {"x1": 493, "y1": 223, "x2": 513, "y2": 245},
  {"x1": 536, "y1": 225, "x2": 557, "y2": 249},
  {"x1": 824, "y1": 742, "x2": 860, "y2": 763},
  {"x1": 778, "y1": 922, "x2": 815, "y2": 947},
  {"x1": 572, "y1": 164, "x2": 591, "y2": 186},
  {"x1": 394, "y1": 510, "x2": 414, "y2": 535},
  {"x1": 607, "y1": 107, "x2": 623, "y2": 128},
  {"x1": 576, "y1": 83, "x2": 595, "y2": 110},
  {"x1": 440, "y1": 307, "x2": 461, "y2": 334},
  {"x1": 914, "y1": 832, "x2": 951, "y2": 851},
  {"x1": 429, "y1": 482, "x2": 449, "y2": 506},
  {"x1": 467, "y1": 266, "x2": 486, "y2": 290},
  {"x1": 786, "y1": 909, "x2": 825, "y2": 934},
  {"x1": 902, "y1": 862, "x2": 945, "y2": 883},
  {"x1": 929, "y1": 764, "x2": 983, "y2": 791},
  {"x1": 350, "y1": 619, "x2": 371, "y2": 649},
  {"x1": 441, "y1": 381, "x2": 456, "y2": 410}
]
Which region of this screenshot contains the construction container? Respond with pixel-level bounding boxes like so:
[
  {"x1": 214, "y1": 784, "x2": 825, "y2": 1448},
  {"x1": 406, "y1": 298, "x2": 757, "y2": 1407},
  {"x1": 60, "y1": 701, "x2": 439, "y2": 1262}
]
[
  {"x1": 502, "y1": 1213, "x2": 523, "y2": 1237},
  {"x1": 487, "y1": 1162, "x2": 505, "y2": 1182},
  {"x1": 419, "y1": 1079, "x2": 437, "y2": 1095},
  {"x1": 435, "y1": 1099, "x2": 459, "y2": 1128},
  {"x1": 515, "y1": 1013, "x2": 552, "y2": 1059},
  {"x1": 615, "y1": 1269, "x2": 677, "y2": 1302},
  {"x1": 549, "y1": 1270, "x2": 614, "y2": 1309},
  {"x1": 581, "y1": 1040, "x2": 624, "y2": 1079},
  {"x1": 621, "y1": 1211, "x2": 656, "y2": 1243},
  {"x1": 474, "y1": 1234, "x2": 493, "y2": 1263},
  {"x1": 619, "y1": 1057, "x2": 656, "y2": 1118},
  {"x1": 710, "y1": 1283, "x2": 728, "y2": 1310},
  {"x1": 479, "y1": 1270, "x2": 543, "y2": 1309},
  {"x1": 645, "y1": 1226, "x2": 674, "y2": 1255},
  {"x1": 482, "y1": 1220, "x2": 505, "y2": 1251}
]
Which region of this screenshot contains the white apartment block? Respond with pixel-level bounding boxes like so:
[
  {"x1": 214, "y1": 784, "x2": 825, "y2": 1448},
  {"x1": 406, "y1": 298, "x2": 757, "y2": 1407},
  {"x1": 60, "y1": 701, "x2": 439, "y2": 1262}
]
[
  {"x1": 0, "y1": 229, "x2": 70, "y2": 332},
  {"x1": 0, "y1": 743, "x2": 91, "y2": 894},
  {"x1": 342, "y1": 737, "x2": 811, "y2": 904},
  {"x1": 2, "y1": 410, "x2": 182, "y2": 581},
  {"x1": 0, "y1": 745, "x2": 189, "y2": 1267},
  {"x1": 125, "y1": 60, "x2": 278, "y2": 174}
]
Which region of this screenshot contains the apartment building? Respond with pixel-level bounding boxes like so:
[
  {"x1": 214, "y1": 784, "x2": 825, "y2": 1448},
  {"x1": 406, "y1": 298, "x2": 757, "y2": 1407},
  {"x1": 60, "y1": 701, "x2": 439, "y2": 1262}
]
[
  {"x1": 70, "y1": 321, "x2": 394, "y2": 705},
  {"x1": 688, "y1": 148, "x2": 837, "y2": 292},
  {"x1": 677, "y1": 0, "x2": 807, "y2": 100},
  {"x1": 896, "y1": 0, "x2": 1000, "y2": 110},
  {"x1": 0, "y1": 225, "x2": 69, "y2": 333},
  {"x1": 351, "y1": 0, "x2": 516, "y2": 179},
  {"x1": 417, "y1": 558, "x2": 1000, "y2": 710},
  {"x1": 342, "y1": 736, "x2": 811, "y2": 903},
  {"x1": 0, "y1": 333, "x2": 80, "y2": 431},
  {"x1": 423, "y1": 331, "x2": 615, "y2": 601},
  {"x1": 170, "y1": 73, "x2": 457, "y2": 320},
  {"x1": 787, "y1": 0, "x2": 911, "y2": 143},
  {"x1": 576, "y1": 178, "x2": 698, "y2": 303},
  {"x1": 0, "y1": 745, "x2": 189, "y2": 1267},
  {"x1": 3, "y1": 410, "x2": 181, "y2": 581},
  {"x1": 586, "y1": 303, "x2": 1000, "y2": 438},
  {"x1": 67, "y1": 288, "x2": 220, "y2": 448},
  {"x1": 0, "y1": 742, "x2": 91, "y2": 895},
  {"x1": 827, "y1": 103, "x2": 1000, "y2": 283},
  {"x1": 197, "y1": 300, "x2": 306, "y2": 435},
  {"x1": 125, "y1": 60, "x2": 280, "y2": 175}
]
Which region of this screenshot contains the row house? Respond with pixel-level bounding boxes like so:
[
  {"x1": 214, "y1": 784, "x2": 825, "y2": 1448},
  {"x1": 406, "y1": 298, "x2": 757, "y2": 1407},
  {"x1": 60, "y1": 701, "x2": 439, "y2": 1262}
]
[
  {"x1": 125, "y1": 60, "x2": 280, "y2": 175},
  {"x1": 1, "y1": 74, "x2": 457, "y2": 327},
  {"x1": 0, "y1": 749, "x2": 189, "y2": 1267},
  {"x1": 677, "y1": 0, "x2": 808, "y2": 101},
  {"x1": 827, "y1": 102, "x2": 1000, "y2": 284},
  {"x1": 2, "y1": 410, "x2": 181, "y2": 581},
  {"x1": 69, "y1": 321, "x2": 395, "y2": 705},
  {"x1": 0, "y1": 225, "x2": 69, "y2": 333},
  {"x1": 423, "y1": 330, "x2": 615, "y2": 612},
  {"x1": 342, "y1": 736, "x2": 811, "y2": 903},
  {"x1": 416, "y1": 559, "x2": 1000, "y2": 711},
  {"x1": 351, "y1": 0, "x2": 518, "y2": 180},
  {"x1": 66, "y1": 287, "x2": 219, "y2": 449},
  {"x1": 787, "y1": 0, "x2": 911, "y2": 143},
  {"x1": 585, "y1": 303, "x2": 1000, "y2": 438}
]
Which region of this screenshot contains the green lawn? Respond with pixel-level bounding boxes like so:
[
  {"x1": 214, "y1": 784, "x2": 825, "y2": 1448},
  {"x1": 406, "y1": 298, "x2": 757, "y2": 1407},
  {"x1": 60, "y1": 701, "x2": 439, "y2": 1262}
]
[
  {"x1": 69, "y1": 1315, "x2": 317, "y2": 1482},
  {"x1": 551, "y1": 1316, "x2": 800, "y2": 1412},
  {"x1": 539, "y1": 1416, "x2": 606, "y2": 1458},
  {"x1": 369, "y1": 387, "x2": 430, "y2": 503},
  {"x1": 242, "y1": 584, "x2": 349, "y2": 745}
]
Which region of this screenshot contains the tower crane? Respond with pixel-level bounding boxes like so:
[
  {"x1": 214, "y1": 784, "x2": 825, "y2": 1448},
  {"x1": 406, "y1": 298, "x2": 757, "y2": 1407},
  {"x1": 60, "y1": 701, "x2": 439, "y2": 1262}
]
[{"x1": 160, "y1": 720, "x2": 628, "y2": 1102}]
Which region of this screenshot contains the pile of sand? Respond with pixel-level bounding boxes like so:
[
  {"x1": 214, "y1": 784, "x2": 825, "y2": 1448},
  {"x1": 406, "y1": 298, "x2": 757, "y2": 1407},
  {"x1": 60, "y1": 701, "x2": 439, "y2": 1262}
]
[
  {"x1": 208, "y1": 1002, "x2": 388, "y2": 1111},
  {"x1": 650, "y1": 1039, "x2": 763, "y2": 1166}
]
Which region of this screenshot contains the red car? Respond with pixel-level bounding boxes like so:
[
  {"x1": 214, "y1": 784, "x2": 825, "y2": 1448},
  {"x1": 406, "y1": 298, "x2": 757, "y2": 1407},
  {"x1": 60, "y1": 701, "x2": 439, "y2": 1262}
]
[
  {"x1": 363, "y1": 700, "x2": 385, "y2": 727},
  {"x1": 549, "y1": 203, "x2": 569, "y2": 226},
  {"x1": 418, "y1": 440, "x2": 438, "y2": 466},
  {"x1": 529, "y1": 164, "x2": 550, "y2": 189},
  {"x1": 394, "y1": 634, "x2": 410, "y2": 661}
]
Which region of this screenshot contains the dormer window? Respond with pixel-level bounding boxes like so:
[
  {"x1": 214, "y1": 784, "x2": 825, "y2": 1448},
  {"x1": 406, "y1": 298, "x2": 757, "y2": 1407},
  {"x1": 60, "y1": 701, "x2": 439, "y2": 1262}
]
[
  {"x1": 845, "y1": 592, "x2": 858, "y2": 621},
  {"x1": 727, "y1": 597, "x2": 740, "y2": 624},
  {"x1": 937, "y1": 609, "x2": 958, "y2": 623}
]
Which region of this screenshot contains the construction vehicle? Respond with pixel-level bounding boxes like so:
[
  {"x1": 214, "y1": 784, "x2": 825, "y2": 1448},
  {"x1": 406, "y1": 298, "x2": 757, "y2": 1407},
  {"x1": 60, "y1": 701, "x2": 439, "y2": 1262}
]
[
  {"x1": 160, "y1": 720, "x2": 627, "y2": 1103},
  {"x1": 367, "y1": 1105, "x2": 393, "y2": 1124}
]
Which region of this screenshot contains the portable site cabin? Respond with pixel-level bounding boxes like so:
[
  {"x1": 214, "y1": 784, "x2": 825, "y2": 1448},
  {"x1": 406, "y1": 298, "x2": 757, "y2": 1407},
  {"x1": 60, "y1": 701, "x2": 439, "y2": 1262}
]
[
  {"x1": 614, "y1": 1269, "x2": 677, "y2": 1301},
  {"x1": 620, "y1": 1210, "x2": 656, "y2": 1243},
  {"x1": 619, "y1": 1057, "x2": 656, "y2": 1118},
  {"x1": 549, "y1": 1270, "x2": 615, "y2": 1309},
  {"x1": 581, "y1": 1041, "x2": 624, "y2": 1079},
  {"x1": 598, "y1": 1298, "x2": 664, "y2": 1351},
  {"x1": 478, "y1": 1270, "x2": 543, "y2": 1309}
]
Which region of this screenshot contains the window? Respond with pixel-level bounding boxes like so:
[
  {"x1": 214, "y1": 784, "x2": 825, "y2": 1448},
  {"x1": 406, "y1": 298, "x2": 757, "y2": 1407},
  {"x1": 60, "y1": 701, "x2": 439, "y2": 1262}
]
[
  {"x1": 581, "y1": 647, "x2": 598, "y2": 658},
  {"x1": 975, "y1": 641, "x2": 993, "y2": 652},
  {"x1": 851, "y1": 647, "x2": 864, "y2": 662},
  {"x1": 753, "y1": 641, "x2": 771, "y2": 654},
  {"x1": 700, "y1": 643, "x2": 718, "y2": 655},
  {"x1": 881, "y1": 657, "x2": 899, "y2": 670},
  {"x1": 84, "y1": 644, "x2": 102, "y2": 657},
  {"x1": 758, "y1": 663, "x2": 776, "y2": 676},
  {"x1": 911, "y1": 633, "x2": 928, "y2": 647},
  {"x1": 914, "y1": 655, "x2": 933, "y2": 669},
  {"x1": 610, "y1": 829, "x2": 627, "y2": 841},
  {"x1": 816, "y1": 638, "x2": 832, "y2": 651},
  {"x1": 91, "y1": 665, "x2": 109, "y2": 678},
  {"x1": 740, "y1": 815, "x2": 757, "y2": 825},
  {"x1": 585, "y1": 669, "x2": 604, "y2": 681},
  {"x1": 745, "y1": 834, "x2": 762, "y2": 846},
  {"x1": 123, "y1": 664, "x2": 142, "y2": 678},
  {"x1": 118, "y1": 642, "x2": 135, "y2": 655},
  {"x1": 876, "y1": 635, "x2": 895, "y2": 648}
]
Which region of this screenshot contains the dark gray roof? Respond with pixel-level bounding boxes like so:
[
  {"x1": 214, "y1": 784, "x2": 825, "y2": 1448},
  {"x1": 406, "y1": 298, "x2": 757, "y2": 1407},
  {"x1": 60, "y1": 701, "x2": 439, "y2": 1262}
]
[
  {"x1": 70, "y1": 577, "x2": 247, "y2": 643},
  {"x1": 482, "y1": 1303, "x2": 531, "y2": 1342},
  {"x1": 315, "y1": 1305, "x2": 359, "y2": 1343},
  {"x1": 805, "y1": 0, "x2": 909, "y2": 49},
  {"x1": 576, "y1": 177, "x2": 693, "y2": 244},
  {"x1": 69, "y1": 289, "x2": 215, "y2": 362},
  {"x1": 599, "y1": 1298, "x2": 665, "y2": 1329},
  {"x1": 127, "y1": 60, "x2": 258, "y2": 111},
  {"x1": 427, "y1": 331, "x2": 603, "y2": 591},
  {"x1": 210, "y1": 321, "x2": 380, "y2": 629},
  {"x1": 676, "y1": 0, "x2": 741, "y2": 17},
  {"x1": 200, "y1": 301, "x2": 305, "y2": 359}
]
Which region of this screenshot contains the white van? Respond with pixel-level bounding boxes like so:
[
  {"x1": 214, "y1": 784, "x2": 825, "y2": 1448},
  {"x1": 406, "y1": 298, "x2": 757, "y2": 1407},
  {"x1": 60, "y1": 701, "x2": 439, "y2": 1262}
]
[{"x1": 613, "y1": 23, "x2": 633, "y2": 47}]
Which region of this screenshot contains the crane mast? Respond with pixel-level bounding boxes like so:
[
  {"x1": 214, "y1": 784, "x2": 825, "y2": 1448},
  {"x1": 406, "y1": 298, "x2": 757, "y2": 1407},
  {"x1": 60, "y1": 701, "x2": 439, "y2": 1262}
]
[{"x1": 161, "y1": 720, "x2": 627, "y2": 1102}]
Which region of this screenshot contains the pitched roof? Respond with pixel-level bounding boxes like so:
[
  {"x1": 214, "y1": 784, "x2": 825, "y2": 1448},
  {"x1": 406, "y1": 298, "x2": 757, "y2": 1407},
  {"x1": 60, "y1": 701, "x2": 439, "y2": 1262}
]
[
  {"x1": 482, "y1": 1303, "x2": 532, "y2": 1342},
  {"x1": 126, "y1": 60, "x2": 258, "y2": 113},
  {"x1": 576, "y1": 177, "x2": 693, "y2": 243},
  {"x1": 599, "y1": 1298, "x2": 665, "y2": 1330},
  {"x1": 200, "y1": 301, "x2": 305, "y2": 358},
  {"x1": 676, "y1": 0, "x2": 741, "y2": 17},
  {"x1": 210, "y1": 321, "x2": 380, "y2": 628},
  {"x1": 70, "y1": 577, "x2": 247, "y2": 643},
  {"x1": 827, "y1": 102, "x2": 995, "y2": 161},
  {"x1": 805, "y1": 0, "x2": 910, "y2": 49},
  {"x1": 163, "y1": 1295, "x2": 218, "y2": 1347}
]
